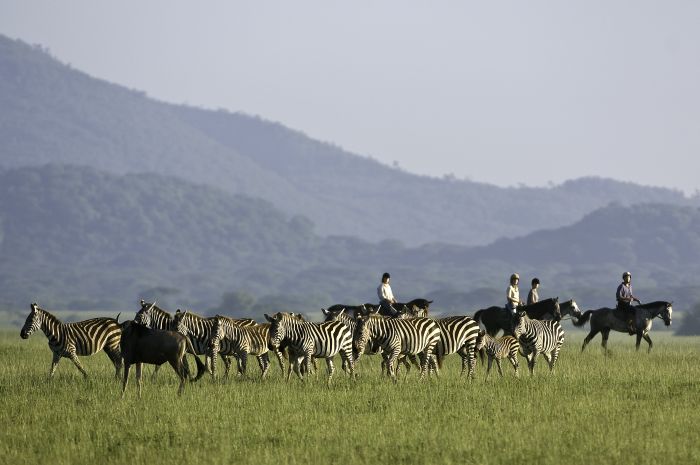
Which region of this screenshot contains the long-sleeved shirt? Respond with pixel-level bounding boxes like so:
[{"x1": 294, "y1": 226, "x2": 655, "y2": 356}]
[{"x1": 378, "y1": 283, "x2": 395, "y2": 303}]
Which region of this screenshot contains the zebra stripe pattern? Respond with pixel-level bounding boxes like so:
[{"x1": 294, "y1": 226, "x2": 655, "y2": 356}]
[
  {"x1": 208, "y1": 316, "x2": 277, "y2": 378},
  {"x1": 265, "y1": 312, "x2": 355, "y2": 386},
  {"x1": 431, "y1": 316, "x2": 480, "y2": 379},
  {"x1": 354, "y1": 313, "x2": 441, "y2": 382},
  {"x1": 134, "y1": 300, "x2": 174, "y2": 331},
  {"x1": 474, "y1": 331, "x2": 520, "y2": 378},
  {"x1": 512, "y1": 312, "x2": 565, "y2": 375},
  {"x1": 20, "y1": 303, "x2": 122, "y2": 378}
]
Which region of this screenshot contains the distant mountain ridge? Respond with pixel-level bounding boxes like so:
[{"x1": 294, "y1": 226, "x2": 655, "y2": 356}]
[
  {"x1": 0, "y1": 34, "x2": 696, "y2": 247},
  {"x1": 0, "y1": 165, "x2": 697, "y2": 316}
]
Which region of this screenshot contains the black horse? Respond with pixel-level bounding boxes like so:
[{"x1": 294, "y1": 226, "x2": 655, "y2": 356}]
[
  {"x1": 573, "y1": 301, "x2": 673, "y2": 353},
  {"x1": 473, "y1": 298, "x2": 560, "y2": 337}
]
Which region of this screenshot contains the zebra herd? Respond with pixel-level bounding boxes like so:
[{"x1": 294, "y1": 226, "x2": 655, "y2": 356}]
[{"x1": 19, "y1": 298, "x2": 573, "y2": 393}]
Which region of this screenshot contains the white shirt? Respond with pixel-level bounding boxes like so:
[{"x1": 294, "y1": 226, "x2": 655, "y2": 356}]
[
  {"x1": 378, "y1": 282, "x2": 395, "y2": 303},
  {"x1": 507, "y1": 285, "x2": 520, "y2": 305}
]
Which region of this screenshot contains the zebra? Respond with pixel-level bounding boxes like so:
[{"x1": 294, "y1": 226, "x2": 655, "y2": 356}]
[
  {"x1": 264, "y1": 312, "x2": 355, "y2": 386},
  {"x1": 170, "y1": 309, "x2": 257, "y2": 374},
  {"x1": 208, "y1": 316, "x2": 277, "y2": 379},
  {"x1": 511, "y1": 311, "x2": 565, "y2": 375},
  {"x1": 353, "y1": 312, "x2": 441, "y2": 382},
  {"x1": 429, "y1": 316, "x2": 480, "y2": 379},
  {"x1": 20, "y1": 303, "x2": 122, "y2": 378},
  {"x1": 474, "y1": 330, "x2": 520, "y2": 378}
]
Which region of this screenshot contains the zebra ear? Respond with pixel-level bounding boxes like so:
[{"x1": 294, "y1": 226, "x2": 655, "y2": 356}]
[
  {"x1": 321, "y1": 308, "x2": 329, "y2": 316},
  {"x1": 264, "y1": 313, "x2": 274, "y2": 323}
]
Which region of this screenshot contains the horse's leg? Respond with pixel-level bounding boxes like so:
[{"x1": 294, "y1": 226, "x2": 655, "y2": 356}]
[
  {"x1": 151, "y1": 365, "x2": 160, "y2": 381},
  {"x1": 601, "y1": 329, "x2": 611, "y2": 354},
  {"x1": 135, "y1": 363, "x2": 143, "y2": 399},
  {"x1": 635, "y1": 331, "x2": 643, "y2": 352},
  {"x1": 581, "y1": 329, "x2": 599, "y2": 352},
  {"x1": 643, "y1": 333, "x2": 653, "y2": 353},
  {"x1": 121, "y1": 362, "x2": 131, "y2": 398}
]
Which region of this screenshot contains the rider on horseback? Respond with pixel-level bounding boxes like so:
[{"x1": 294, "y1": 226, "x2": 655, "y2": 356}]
[
  {"x1": 506, "y1": 273, "x2": 523, "y2": 314},
  {"x1": 527, "y1": 278, "x2": 540, "y2": 305},
  {"x1": 617, "y1": 271, "x2": 641, "y2": 335}
]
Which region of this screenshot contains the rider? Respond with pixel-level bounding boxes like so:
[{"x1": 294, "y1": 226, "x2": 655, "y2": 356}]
[
  {"x1": 616, "y1": 271, "x2": 641, "y2": 335},
  {"x1": 527, "y1": 278, "x2": 540, "y2": 305},
  {"x1": 506, "y1": 273, "x2": 522, "y2": 314},
  {"x1": 378, "y1": 272, "x2": 398, "y2": 316}
]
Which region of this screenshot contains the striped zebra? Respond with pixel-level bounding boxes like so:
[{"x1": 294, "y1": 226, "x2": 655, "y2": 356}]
[
  {"x1": 264, "y1": 312, "x2": 354, "y2": 386},
  {"x1": 20, "y1": 303, "x2": 122, "y2": 378},
  {"x1": 208, "y1": 316, "x2": 279, "y2": 379},
  {"x1": 354, "y1": 313, "x2": 441, "y2": 382},
  {"x1": 430, "y1": 316, "x2": 480, "y2": 379},
  {"x1": 171, "y1": 309, "x2": 257, "y2": 374},
  {"x1": 474, "y1": 331, "x2": 520, "y2": 378},
  {"x1": 512, "y1": 311, "x2": 565, "y2": 375}
]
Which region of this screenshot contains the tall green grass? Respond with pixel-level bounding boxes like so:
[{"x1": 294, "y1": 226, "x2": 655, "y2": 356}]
[{"x1": 1, "y1": 330, "x2": 699, "y2": 465}]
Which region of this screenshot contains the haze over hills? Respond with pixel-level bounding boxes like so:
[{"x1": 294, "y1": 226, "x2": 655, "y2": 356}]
[
  {"x1": 0, "y1": 34, "x2": 696, "y2": 247},
  {"x1": 0, "y1": 165, "x2": 696, "y2": 322}
]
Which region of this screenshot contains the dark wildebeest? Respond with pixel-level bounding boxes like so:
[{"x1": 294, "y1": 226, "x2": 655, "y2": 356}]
[
  {"x1": 120, "y1": 321, "x2": 206, "y2": 398},
  {"x1": 573, "y1": 301, "x2": 673, "y2": 353},
  {"x1": 473, "y1": 298, "x2": 561, "y2": 337}
]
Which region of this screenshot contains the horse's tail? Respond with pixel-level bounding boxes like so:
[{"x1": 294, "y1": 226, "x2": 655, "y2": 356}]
[
  {"x1": 572, "y1": 310, "x2": 593, "y2": 327},
  {"x1": 184, "y1": 337, "x2": 206, "y2": 382},
  {"x1": 473, "y1": 310, "x2": 483, "y2": 324}
]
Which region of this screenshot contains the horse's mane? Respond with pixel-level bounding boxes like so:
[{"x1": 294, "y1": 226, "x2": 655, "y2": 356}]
[{"x1": 636, "y1": 301, "x2": 671, "y2": 309}]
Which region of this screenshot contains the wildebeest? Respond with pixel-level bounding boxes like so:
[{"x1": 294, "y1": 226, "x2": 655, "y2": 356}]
[
  {"x1": 573, "y1": 301, "x2": 673, "y2": 353},
  {"x1": 120, "y1": 321, "x2": 206, "y2": 398}
]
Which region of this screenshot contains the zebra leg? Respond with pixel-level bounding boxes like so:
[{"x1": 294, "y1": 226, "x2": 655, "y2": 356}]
[
  {"x1": 274, "y1": 349, "x2": 286, "y2": 374},
  {"x1": 325, "y1": 358, "x2": 335, "y2": 387},
  {"x1": 121, "y1": 362, "x2": 131, "y2": 398},
  {"x1": 135, "y1": 363, "x2": 144, "y2": 399},
  {"x1": 542, "y1": 353, "x2": 553, "y2": 373},
  {"x1": 387, "y1": 348, "x2": 400, "y2": 383},
  {"x1": 104, "y1": 347, "x2": 123, "y2": 379},
  {"x1": 222, "y1": 355, "x2": 233, "y2": 378},
  {"x1": 49, "y1": 352, "x2": 61, "y2": 378},
  {"x1": 486, "y1": 355, "x2": 493, "y2": 380},
  {"x1": 643, "y1": 333, "x2": 653, "y2": 353},
  {"x1": 528, "y1": 351, "x2": 537, "y2": 375},
  {"x1": 67, "y1": 347, "x2": 88, "y2": 378},
  {"x1": 341, "y1": 349, "x2": 355, "y2": 380},
  {"x1": 509, "y1": 355, "x2": 519, "y2": 377},
  {"x1": 209, "y1": 349, "x2": 218, "y2": 379},
  {"x1": 581, "y1": 329, "x2": 599, "y2": 352},
  {"x1": 495, "y1": 358, "x2": 504, "y2": 377},
  {"x1": 257, "y1": 354, "x2": 270, "y2": 379},
  {"x1": 239, "y1": 353, "x2": 248, "y2": 377}
]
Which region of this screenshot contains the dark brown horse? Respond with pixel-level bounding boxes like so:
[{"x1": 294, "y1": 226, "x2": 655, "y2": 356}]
[
  {"x1": 473, "y1": 298, "x2": 560, "y2": 337},
  {"x1": 573, "y1": 301, "x2": 672, "y2": 353}
]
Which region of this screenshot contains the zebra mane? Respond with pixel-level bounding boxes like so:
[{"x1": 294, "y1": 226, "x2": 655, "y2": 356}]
[{"x1": 33, "y1": 305, "x2": 62, "y2": 326}]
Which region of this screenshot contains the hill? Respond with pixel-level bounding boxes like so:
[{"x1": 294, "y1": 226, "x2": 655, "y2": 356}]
[
  {"x1": 1, "y1": 165, "x2": 697, "y2": 322},
  {"x1": 0, "y1": 35, "x2": 696, "y2": 247}
]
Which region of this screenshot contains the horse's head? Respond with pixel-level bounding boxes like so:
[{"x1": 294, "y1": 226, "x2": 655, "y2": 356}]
[
  {"x1": 662, "y1": 302, "x2": 673, "y2": 326},
  {"x1": 569, "y1": 300, "x2": 583, "y2": 319},
  {"x1": 20, "y1": 303, "x2": 42, "y2": 339}
]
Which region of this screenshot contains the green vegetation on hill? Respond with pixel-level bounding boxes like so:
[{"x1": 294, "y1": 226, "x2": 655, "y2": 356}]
[{"x1": 1, "y1": 34, "x2": 697, "y2": 247}]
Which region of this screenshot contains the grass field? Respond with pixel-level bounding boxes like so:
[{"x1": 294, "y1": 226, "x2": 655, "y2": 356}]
[{"x1": 1, "y1": 328, "x2": 699, "y2": 465}]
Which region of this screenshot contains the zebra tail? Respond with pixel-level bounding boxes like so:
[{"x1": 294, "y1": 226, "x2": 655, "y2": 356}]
[{"x1": 572, "y1": 310, "x2": 593, "y2": 327}]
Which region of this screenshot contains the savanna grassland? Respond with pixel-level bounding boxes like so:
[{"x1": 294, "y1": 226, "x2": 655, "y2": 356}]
[{"x1": 1, "y1": 329, "x2": 699, "y2": 465}]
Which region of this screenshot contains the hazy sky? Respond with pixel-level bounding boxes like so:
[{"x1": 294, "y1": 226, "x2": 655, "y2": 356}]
[{"x1": 2, "y1": 1, "x2": 699, "y2": 193}]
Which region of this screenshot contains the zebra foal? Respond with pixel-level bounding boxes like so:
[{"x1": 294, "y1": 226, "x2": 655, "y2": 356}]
[
  {"x1": 474, "y1": 331, "x2": 520, "y2": 378},
  {"x1": 20, "y1": 303, "x2": 122, "y2": 378}
]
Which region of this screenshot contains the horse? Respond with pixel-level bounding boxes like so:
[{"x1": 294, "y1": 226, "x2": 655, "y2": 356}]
[
  {"x1": 473, "y1": 298, "x2": 560, "y2": 337},
  {"x1": 573, "y1": 301, "x2": 673, "y2": 353}
]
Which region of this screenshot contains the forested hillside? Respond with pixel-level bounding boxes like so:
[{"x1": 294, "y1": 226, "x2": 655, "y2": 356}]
[
  {"x1": 0, "y1": 165, "x2": 697, "y2": 321},
  {"x1": 1, "y1": 35, "x2": 696, "y2": 247}
]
